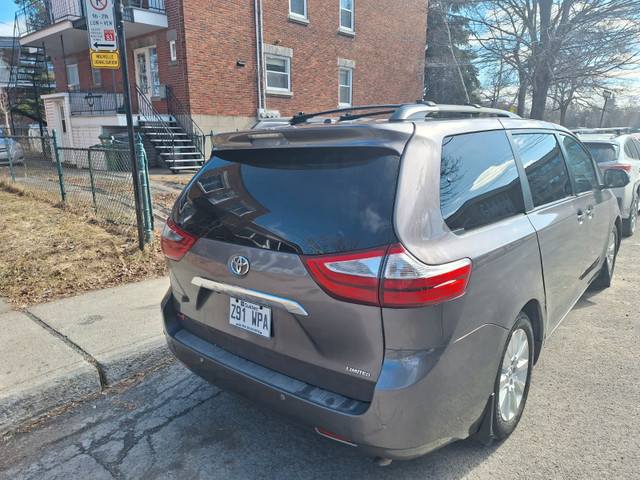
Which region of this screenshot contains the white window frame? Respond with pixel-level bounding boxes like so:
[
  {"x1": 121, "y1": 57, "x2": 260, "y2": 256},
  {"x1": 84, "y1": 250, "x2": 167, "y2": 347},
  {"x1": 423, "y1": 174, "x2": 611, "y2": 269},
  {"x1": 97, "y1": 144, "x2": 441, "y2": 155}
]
[
  {"x1": 91, "y1": 66, "x2": 101, "y2": 86},
  {"x1": 169, "y1": 39, "x2": 177, "y2": 61},
  {"x1": 289, "y1": 0, "x2": 307, "y2": 19},
  {"x1": 265, "y1": 55, "x2": 291, "y2": 92},
  {"x1": 340, "y1": 0, "x2": 354, "y2": 31},
  {"x1": 338, "y1": 67, "x2": 353, "y2": 107},
  {"x1": 66, "y1": 64, "x2": 79, "y2": 90}
]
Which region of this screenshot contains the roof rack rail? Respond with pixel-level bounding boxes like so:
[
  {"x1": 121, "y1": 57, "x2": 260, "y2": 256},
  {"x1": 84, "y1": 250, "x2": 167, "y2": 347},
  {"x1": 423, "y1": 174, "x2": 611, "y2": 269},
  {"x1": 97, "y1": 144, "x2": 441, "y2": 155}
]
[
  {"x1": 288, "y1": 103, "x2": 519, "y2": 126},
  {"x1": 389, "y1": 103, "x2": 519, "y2": 121}
]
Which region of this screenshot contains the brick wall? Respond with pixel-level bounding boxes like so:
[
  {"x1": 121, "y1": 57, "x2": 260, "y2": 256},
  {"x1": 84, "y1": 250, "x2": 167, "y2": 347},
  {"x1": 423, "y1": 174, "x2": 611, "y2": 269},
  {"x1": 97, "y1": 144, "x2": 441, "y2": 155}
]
[
  {"x1": 50, "y1": 0, "x2": 427, "y2": 124},
  {"x1": 181, "y1": 0, "x2": 428, "y2": 117}
]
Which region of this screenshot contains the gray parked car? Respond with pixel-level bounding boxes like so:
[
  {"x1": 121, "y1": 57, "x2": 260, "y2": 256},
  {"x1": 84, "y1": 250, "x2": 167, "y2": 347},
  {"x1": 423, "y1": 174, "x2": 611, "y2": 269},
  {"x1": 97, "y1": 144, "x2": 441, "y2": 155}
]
[
  {"x1": 0, "y1": 128, "x2": 25, "y2": 165},
  {"x1": 161, "y1": 103, "x2": 627, "y2": 462},
  {"x1": 578, "y1": 133, "x2": 640, "y2": 236}
]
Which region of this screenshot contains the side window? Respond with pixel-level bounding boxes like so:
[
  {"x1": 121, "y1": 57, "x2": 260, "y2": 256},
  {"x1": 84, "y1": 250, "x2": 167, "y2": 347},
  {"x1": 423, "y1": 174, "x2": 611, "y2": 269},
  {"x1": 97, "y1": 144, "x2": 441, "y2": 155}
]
[
  {"x1": 340, "y1": 0, "x2": 354, "y2": 31},
  {"x1": 561, "y1": 135, "x2": 599, "y2": 193},
  {"x1": 338, "y1": 67, "x2": 353, "y2": 106},
  {"x1": 265, "y1": 55, "x2": 291, "y2": 92},
  {"x1": 440, "y1": 130, "x2": 524, "y2": 233},
  {"x1": 512, "y1": 133, "x2": 571, "y2": 207},
  {"x1": 290, "y1": 0, "x2": 307, "y2": 18},
  {"x1": 626, "y1": 138, "x2": 640, "y2": 160}
]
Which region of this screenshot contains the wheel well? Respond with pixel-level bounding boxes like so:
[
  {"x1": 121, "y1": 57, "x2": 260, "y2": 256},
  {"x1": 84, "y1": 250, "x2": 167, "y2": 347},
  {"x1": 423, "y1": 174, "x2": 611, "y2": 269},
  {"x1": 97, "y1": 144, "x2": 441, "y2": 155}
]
[{"x1": 521, "y1": 300, "x2": 543, "y2": 364}]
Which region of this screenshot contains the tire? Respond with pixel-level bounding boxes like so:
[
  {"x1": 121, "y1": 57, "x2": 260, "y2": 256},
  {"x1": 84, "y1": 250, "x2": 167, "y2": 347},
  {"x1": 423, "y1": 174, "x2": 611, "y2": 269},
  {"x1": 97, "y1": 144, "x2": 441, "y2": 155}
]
[
  {"x1": 622, "y1": 192, "x2": 638, "y2": 237},
  {"x1": 592, "y1": 226, "x2": 618, "y2": 289},
  {"x1": 492, "y1": 312, "x2": 534, "y2": 440}
]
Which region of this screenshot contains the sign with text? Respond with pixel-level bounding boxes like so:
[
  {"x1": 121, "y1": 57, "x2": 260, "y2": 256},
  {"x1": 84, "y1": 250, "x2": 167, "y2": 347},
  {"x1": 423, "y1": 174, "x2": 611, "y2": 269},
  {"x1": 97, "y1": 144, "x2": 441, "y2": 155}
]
[
  {"x1": 90, "y1": 50, "x2": 120, "y2": 69},
  {"x1": 84, "y1": 0, "x2": 118, "y2": 52}
]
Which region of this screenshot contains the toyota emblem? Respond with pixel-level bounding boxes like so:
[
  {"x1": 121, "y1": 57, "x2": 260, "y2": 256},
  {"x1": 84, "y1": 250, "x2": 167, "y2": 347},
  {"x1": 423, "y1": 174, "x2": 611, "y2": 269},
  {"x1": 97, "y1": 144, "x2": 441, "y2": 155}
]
[{"x1": 229, "y1": 255, "x2": 250, "y2": 277}]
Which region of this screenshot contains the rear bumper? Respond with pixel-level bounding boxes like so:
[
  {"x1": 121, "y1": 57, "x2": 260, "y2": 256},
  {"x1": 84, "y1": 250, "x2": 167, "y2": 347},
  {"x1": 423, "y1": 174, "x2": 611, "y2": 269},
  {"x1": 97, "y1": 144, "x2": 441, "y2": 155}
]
[
  {"x1": 162, "y1": 290, "x2": 507, "y2": 460},
  {"x1": 611, "y1": 183, "x2": 635, "y2": 218}
]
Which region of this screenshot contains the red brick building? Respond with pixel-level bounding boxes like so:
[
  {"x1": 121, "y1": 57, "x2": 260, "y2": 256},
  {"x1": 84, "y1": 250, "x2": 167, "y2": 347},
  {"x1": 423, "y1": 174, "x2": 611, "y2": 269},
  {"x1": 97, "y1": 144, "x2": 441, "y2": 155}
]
[{"x1": 16, "y1": 0, "x2": 428, "y2": 165}]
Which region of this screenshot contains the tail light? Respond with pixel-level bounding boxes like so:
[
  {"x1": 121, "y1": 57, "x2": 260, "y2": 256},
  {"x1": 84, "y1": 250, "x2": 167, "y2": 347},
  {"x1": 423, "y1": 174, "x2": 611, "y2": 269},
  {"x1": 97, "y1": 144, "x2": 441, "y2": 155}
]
[
  {"x1": 600, "y1": 164, "x2": 631, "y2": 172},
  {"x1": 381, "y1": 245, "x2": 471, "y2": 307},
  {"x1": 161, "y1": 218, "x2": 197, "y2": 261},
  {"x1": 302, "y1": 247, "x2": 387, "y2": 306},
  {"x1": 302, "y1": 244, "x2": 471, "y2": 308}
]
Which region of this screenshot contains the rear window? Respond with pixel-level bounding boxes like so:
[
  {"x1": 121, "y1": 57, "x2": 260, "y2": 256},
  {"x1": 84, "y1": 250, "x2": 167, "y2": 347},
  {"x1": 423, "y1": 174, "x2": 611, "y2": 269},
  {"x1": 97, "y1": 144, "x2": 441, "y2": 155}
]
[
  {"x1": 173, "y1": 147, "x2": 400, "y2": 254},
  {"x1": 583, "y1": 143, "x2": 618, "y2": 164}
]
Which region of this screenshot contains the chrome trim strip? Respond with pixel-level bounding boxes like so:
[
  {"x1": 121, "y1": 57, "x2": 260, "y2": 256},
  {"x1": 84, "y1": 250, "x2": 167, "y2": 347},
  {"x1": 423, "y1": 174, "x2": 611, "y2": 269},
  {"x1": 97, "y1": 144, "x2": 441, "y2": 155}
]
[{"x1": 191, "y1": 276, "x2": 308, "y2": 316}]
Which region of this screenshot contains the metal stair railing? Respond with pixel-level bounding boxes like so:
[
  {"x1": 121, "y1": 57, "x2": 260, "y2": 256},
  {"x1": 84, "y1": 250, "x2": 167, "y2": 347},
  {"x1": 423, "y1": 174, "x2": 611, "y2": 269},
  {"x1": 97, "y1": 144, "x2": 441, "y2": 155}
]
[
  {"x1": 134, "y1": 83, "x2": 176, "y2": 168},
  {"x1": 166, "y1": 85, "x2": 205, "y2": 157},
  {"x1": 9, "y1": 15, "x2": 53, "y2": 135}
]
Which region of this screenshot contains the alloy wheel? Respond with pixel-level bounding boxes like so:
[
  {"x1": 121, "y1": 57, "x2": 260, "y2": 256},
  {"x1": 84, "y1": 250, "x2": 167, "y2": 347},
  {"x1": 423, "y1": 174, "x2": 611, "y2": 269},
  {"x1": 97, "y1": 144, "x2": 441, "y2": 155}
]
[{"x1": 498, "y1": 328, "x2": 530, "y2": 422}]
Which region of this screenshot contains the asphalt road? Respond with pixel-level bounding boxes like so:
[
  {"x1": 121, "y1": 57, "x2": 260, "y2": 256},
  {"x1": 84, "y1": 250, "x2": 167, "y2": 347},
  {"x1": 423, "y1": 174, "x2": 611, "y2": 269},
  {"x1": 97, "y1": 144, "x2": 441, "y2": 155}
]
[{"x1": 1, "y1": 237, "x2": 639, "y2": 479}]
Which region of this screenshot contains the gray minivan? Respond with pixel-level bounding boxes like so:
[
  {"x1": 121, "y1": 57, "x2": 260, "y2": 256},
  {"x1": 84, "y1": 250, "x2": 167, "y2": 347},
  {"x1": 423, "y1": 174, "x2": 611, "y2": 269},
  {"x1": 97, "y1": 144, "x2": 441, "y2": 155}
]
[{"x1": 161, "y1": 104, "x2": 626, "y2": 462}]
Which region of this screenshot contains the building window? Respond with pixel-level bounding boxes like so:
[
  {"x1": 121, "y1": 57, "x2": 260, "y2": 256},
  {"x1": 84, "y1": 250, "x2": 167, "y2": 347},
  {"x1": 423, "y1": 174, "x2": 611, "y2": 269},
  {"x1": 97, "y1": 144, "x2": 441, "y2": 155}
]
[
  {"x1": 66, "y1": 64, "x2": 79, "y2": 90},
  {"x1": 91, "y1": 67, "x2": 101, "y2": 86},
  {"x1": 266, "y1": 55, "x2": 290, "y2": 91},
  {"x1": 340, "y1": 0, "x2": 354, "y2": 31},
  {"x1": 169, "y1": 40, "x2": 177, "y2": 61},
  {"x1": 339, "y1": 67, "x2": 352, "y2": 106},
  {"x1": 134, "y1": 45, "x2": 161, "y2": 97},
  {"x1": 289, "y1": 0, "x2": 307, "y2": 18}
]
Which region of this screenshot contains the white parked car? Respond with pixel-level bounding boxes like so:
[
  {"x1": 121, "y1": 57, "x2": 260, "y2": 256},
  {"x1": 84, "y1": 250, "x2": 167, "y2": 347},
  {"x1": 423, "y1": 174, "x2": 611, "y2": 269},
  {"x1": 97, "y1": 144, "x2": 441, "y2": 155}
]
[{"x1": 579, "y1": 133, "x2": 640, "y2": 236}]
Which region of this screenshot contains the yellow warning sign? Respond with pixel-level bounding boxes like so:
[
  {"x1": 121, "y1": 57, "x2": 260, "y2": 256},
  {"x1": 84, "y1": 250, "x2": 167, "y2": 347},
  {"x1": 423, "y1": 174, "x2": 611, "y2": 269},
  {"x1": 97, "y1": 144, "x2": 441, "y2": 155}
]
[{"x1": 90, "y1": 50, "x2": 120, "y2": 69}]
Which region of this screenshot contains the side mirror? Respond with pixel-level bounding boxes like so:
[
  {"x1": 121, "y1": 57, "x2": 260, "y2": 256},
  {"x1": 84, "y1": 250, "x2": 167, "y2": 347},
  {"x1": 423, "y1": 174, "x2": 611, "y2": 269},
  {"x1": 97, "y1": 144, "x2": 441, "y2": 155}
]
[{"x1": 603, "y1": 168, "x2": 631, "y2": 189}]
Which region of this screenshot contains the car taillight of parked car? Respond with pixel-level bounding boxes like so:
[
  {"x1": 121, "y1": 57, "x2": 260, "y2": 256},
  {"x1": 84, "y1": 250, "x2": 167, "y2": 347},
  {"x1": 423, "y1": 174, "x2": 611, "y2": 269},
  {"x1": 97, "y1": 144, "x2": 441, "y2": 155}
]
[
  {"x1": 302, "y1": 244, "x2": 472, "y2": 308},
  {"x1": 161, "y1": 218, "x2": 198, "y2": 261},
  {"x1": 600, "y1": 163, "x2": 632, "y2": 172}
]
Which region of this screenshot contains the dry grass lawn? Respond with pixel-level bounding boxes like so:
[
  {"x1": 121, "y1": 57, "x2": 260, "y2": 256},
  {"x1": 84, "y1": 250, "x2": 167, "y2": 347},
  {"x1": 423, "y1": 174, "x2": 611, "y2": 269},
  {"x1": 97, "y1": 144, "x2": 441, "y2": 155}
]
[{"x1": 0, "y1": 182, "x2": 167, "y2": 308}]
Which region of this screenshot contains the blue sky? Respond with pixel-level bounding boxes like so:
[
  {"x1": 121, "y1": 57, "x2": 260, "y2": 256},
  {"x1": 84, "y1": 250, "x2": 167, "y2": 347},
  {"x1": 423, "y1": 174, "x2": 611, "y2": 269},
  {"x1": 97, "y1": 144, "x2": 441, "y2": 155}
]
[{"x1": 0, "y1": 1, "x2": 18, "y2": 37}]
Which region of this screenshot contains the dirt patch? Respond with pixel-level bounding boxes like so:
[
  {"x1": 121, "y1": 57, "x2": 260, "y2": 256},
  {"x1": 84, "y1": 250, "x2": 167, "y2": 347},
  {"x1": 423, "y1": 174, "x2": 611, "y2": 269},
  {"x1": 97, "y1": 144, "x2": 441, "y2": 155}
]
[{"x1": 0, "y1": 182, "x2": 168, "y2": 308}]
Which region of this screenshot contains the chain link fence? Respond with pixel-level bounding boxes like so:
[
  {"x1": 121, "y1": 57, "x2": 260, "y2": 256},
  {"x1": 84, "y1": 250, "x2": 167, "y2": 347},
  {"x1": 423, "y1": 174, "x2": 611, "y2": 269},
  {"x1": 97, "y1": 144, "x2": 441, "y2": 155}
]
[{"x1": 0, "y1": 133, "x2": 152, "y2": 229}]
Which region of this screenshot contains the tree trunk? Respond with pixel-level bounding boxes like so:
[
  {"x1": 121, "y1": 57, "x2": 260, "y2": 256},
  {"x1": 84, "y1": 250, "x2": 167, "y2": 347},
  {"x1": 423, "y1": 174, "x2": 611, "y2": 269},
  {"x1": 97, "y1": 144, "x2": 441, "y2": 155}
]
[
  {"x1": 559, "y1": 105, "x2": 568, "y2": 126},
  {"x1": 516, "y1": 77, "x2": 527, "y2": 117},
  {"x1": 529, "y1": 0, "x2": 553, "y2": 120}
]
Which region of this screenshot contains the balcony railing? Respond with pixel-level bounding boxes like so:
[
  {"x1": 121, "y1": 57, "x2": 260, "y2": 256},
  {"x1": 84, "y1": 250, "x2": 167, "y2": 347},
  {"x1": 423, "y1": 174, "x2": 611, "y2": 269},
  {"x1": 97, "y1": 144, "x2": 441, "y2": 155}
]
[
  {"x1": 125, "y1": 0, "x2": 165, "y2": 14},
  {"x1": 69, "y1": 91, "x2": 124, "y2": 116},
  {"x1": 17, "y1": 0, "x2": 83, "y2": 37},
  {"x1": 17, "y1": 0, "x2": 166, "y2": 37}
]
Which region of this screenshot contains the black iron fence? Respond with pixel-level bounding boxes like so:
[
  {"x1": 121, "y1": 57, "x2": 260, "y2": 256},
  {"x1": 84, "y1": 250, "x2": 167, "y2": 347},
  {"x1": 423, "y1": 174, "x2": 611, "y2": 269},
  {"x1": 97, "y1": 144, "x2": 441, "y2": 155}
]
[
  {"x1": 69, "y1": 91, "x2": 125, "y2": 116},
  {"x1": 0, "y1": 132, "x2": 153, "y2": 234}
]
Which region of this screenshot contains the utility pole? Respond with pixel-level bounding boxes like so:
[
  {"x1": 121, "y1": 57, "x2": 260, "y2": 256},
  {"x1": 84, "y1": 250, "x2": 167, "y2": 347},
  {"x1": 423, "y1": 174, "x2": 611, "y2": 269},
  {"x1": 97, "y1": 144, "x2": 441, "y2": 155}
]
[{"x1": 599, "y1": 89, "x2": 613, "y2": 128}]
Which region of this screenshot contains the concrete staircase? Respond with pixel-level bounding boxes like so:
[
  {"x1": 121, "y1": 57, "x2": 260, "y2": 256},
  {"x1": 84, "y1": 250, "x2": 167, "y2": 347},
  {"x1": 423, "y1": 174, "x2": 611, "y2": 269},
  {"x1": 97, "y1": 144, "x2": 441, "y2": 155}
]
[{"x1": 138, "y1": 120, "x2": 205, "y2": 173}]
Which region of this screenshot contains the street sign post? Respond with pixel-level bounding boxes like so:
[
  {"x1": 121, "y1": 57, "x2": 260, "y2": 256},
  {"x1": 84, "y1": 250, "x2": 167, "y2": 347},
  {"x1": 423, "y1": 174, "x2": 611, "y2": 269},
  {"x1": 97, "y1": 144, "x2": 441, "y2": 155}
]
[
  {"x1": 84, "y1": 0, "x2": 118, "y2": 52},
  {"x1": 114, "y1": 0, "x2": 147, "y2": 250}
]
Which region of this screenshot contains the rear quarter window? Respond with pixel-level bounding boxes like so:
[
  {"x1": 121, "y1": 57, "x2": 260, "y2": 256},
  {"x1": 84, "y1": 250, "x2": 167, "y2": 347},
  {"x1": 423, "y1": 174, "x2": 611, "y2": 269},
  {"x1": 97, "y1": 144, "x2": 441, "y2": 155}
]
[{"x1": 440, "y1": 130, "x2": 524, "y2": 233}]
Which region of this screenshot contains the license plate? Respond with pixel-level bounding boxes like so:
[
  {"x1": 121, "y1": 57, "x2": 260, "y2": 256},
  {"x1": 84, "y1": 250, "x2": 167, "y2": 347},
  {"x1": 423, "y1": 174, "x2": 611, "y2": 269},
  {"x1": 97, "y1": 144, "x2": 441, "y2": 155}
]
[{"x1": 229, "y1": 297, "x2": 272, "y2": 338}]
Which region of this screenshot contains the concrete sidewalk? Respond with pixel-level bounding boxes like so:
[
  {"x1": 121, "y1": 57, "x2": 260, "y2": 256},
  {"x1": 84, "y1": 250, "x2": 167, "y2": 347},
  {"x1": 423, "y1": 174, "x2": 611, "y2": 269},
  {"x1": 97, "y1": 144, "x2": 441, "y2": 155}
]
[{"x1": 0, "y1": 277, "x2": 171, "y2": 436}]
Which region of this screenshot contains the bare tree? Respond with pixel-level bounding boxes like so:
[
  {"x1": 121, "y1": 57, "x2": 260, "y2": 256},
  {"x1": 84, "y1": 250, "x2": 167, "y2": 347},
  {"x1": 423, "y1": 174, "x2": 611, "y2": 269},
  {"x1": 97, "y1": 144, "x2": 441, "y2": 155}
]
[
  {"x1": 466, "y1": 0, "x2": 640, "y2": 120},
  {"x1": 0, "y1": 86, "x2": 11, "y2": 134}
]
